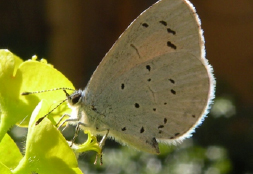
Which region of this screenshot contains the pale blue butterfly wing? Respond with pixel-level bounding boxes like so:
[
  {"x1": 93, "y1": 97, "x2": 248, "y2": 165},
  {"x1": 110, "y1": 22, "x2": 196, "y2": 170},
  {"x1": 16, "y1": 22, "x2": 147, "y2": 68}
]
[{"x1": 78, "y1": 0, "x2": 215, "y2": 153}]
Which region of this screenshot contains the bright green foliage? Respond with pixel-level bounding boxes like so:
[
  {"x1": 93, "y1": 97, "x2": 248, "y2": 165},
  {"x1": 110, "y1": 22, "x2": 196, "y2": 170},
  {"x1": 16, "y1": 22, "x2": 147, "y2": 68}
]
[
  {"x1": 0, "y1": 163, "x2": 13, "y2": 174},
  {"x1": 0, "y1": 49, "x2": 74, "y2": 141},
  {"x1": 0, "y1": 134, "x2": 23, "y2": 169},
  {"x1": 12, "y1": 100, "x2": 83, "y2": 174}
]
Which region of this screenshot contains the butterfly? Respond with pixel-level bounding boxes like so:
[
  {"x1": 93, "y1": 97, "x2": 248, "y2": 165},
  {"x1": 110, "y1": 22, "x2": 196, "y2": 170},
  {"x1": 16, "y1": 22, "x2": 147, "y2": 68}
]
[{"x1": 30, "y1": 0, "x2": 215, "y2": 155}]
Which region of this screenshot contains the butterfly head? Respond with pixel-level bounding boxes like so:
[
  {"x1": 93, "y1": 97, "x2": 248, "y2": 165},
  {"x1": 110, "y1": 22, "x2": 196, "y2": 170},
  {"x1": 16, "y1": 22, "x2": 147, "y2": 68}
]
[{"x1": 65, "y1": 89, "x2": 84, "y2": 107}]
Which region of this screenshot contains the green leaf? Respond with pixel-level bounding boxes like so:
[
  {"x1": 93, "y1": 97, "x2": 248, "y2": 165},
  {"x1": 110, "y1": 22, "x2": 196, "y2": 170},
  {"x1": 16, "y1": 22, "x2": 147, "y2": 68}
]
[
  {"x1": 0, "y1": 162, "x2": 13, "y2": 174},
  {"x1": 13, "y1": 100, "x2": 83, "y2": 174},
  {"x1": 0, "y1": 134, "x2": 23, "y2": 169},
  {"x1": 0, "y1": 49, "x2": 74, "y2": 142}
]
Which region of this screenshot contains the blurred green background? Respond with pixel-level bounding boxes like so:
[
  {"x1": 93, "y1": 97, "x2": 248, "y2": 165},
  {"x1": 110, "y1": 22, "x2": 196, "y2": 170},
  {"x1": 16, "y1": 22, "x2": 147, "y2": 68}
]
[{"x1": 1, "y1": 0, "x2": 253, "y2": 173}]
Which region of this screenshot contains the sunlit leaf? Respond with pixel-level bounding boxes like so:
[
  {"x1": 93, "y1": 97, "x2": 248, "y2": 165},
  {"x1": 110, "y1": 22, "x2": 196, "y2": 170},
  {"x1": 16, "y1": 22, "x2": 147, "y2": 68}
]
[
  {"x1": 0, "y1": 162, "x2": 13, "y2": 174},
  {"x1": 0, "y1": 134, "x2": 23, "y2": 169},
  {"x1": 0, "y1": 49, "x2": 74, "y2": 142},
  {"x1": 13, "y1": 100, "x2": 83, "y2": 174}
]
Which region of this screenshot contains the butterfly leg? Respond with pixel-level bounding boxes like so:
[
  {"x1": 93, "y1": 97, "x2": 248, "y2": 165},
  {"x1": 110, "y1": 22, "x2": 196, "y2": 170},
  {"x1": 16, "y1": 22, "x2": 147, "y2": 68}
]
[
  {"x1": 94, "y1": 129, "x2": 109, "y2": 165},
  {"x1": 56, "y1": 114, "x2": 71, "y2": 131},
  {"x1": 99, "y1": 129, "x2": 109, "y2": 149},
  {"x1": 70, "y1": 123, "x2": 80, "y2": 147},
  {"x1": 56, "y1": 113, "x2": 70, "y2": 126},
  {"x1": 57, "y1": 115, "x2": 86, "y2": 146},
  {"x1": 57, "y1": 117, "x2": 79, "y2": 131},
  {"x1": 70, "y1": 121, "x2": 88, "y2": 147}
]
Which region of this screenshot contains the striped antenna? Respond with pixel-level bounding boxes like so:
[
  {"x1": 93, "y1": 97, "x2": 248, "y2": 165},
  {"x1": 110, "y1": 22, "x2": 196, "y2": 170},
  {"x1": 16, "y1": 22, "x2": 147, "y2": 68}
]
[
  {"x1": 35, "y1": 98, "x2": 68, "y2": 125},
  {"x1": 21, "y1": 88, "x2": 74, "y2": 125},
  {"x1": 21, "y1": 87, "x2": 75, "y2": 95}
]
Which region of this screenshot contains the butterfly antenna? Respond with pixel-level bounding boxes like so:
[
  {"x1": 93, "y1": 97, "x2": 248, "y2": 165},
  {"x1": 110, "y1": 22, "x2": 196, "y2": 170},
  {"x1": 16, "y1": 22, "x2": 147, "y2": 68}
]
[
  {"x1": 35, "y1": 98, "x2": 68, "y2": 125},
  {"x1": 63, "y1": 89, "x2": 70, "y2": 97},
  {"x1": 21, "y1": 87, "x2": 75, "y2": 95},
  {"x1": 21, "y1": 87, "x2": 74, "y2": 125}
]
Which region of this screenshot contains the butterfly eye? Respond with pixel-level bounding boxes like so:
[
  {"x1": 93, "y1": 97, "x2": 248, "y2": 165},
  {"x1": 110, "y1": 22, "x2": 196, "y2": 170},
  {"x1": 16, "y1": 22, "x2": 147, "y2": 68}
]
[{"x1": 71, "y1": 94, "x2": 81, "y2": 105}]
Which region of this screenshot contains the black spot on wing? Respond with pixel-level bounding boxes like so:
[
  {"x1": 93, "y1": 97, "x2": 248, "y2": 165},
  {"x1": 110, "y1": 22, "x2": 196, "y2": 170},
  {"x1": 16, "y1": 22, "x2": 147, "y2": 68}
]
[
  {"x1": 121, "y1": 83, "x2": 125, "y2": 89},
  {"x1": 146, "y1": 65, "x2": 151, "y2": 72},
  {"x1": 140, "y1": 127, "x2": 145, "y2": 133},
  {"x1": 169, "y1": 79, "x2": 175, "y2": 84},
  {"x1": 159, "y1": 20, "x2": 176, "y2": 35},
  {"x1": 159, "y1": 20, "x2": 167, "y2": 26},
  {"x1": 167, "y1": 28, "x2": 176, "y2": 35},
  {"x1": 171, "y1": 89, "x2": 176, "y2": 95},
  {"x1": 164, "y1": 118, "x2": 167, "y2": 124},
  {"x1": 158, "y1": 125, "x2": 164, "y2": 129},
  {"x1": 167, "y1": 41, "x2": 177, "y2": 50},
  {"x1": 142, "y1": 23, "x2": 149, "y2": 28}
]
